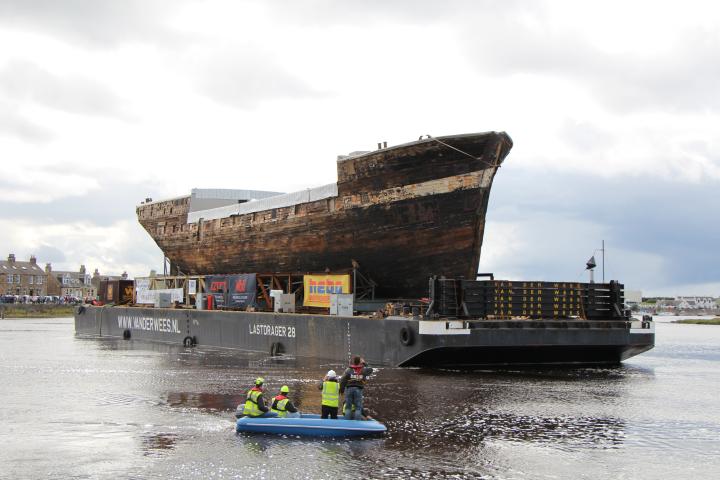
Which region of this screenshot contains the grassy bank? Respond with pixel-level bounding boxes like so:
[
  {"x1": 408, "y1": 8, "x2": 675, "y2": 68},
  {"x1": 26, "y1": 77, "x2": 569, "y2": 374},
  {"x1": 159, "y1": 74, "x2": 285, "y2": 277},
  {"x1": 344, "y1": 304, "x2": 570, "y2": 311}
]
[
  {"x1": 673, "y1": 318, "x2": 720, "y2": 325},
  {"x1": 0, "y1": 305, "x2": 76, "y2": 319}
]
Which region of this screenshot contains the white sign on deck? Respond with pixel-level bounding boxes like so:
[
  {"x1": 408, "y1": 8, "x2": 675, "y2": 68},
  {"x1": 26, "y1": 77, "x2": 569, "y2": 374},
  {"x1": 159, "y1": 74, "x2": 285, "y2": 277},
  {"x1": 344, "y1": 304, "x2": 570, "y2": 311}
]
[{"x1": 137, "y1": 288, "x2": 184, "y2": 305}]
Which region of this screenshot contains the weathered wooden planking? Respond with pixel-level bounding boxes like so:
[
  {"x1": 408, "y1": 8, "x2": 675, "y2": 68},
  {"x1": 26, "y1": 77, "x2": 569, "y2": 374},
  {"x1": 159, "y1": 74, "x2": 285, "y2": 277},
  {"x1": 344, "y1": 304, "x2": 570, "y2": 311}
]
[{"x1": 137, "y1": 132, "x2": 513, "y2": 298}]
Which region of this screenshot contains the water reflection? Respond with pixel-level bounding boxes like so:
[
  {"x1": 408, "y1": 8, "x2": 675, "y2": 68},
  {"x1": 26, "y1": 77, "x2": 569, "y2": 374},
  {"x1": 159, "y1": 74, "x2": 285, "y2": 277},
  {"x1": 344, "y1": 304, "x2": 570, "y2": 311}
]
[
  {"x1": 387, "y1": 411, "x2": 625, "y2": 451},
  {"x1": 166, "y1": 392, "x2": 244, "y2": 412},
  {"x1": 141, "y1": 433, "x2": 178, "y2": 457}
]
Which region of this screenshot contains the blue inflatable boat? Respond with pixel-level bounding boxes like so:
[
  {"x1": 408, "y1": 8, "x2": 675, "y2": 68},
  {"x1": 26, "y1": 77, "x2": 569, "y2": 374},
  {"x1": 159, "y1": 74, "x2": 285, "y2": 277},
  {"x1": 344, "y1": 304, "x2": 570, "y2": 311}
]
[{"x1": 235, "y1": 414, "x2": 387, "y2": 437}]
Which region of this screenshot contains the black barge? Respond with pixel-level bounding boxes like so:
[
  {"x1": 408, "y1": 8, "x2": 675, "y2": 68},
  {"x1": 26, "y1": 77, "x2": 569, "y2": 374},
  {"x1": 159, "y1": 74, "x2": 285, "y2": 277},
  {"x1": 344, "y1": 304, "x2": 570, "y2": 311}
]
[{"x1": 74, "y1": 277, "x2": 655, "y2": 367}]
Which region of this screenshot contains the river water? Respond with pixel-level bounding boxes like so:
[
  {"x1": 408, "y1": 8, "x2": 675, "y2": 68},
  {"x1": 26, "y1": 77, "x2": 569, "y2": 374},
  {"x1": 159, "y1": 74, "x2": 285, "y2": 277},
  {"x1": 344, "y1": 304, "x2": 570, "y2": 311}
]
[{"x1": 1, "y1": 317, "x2": 719, "y2": 479}]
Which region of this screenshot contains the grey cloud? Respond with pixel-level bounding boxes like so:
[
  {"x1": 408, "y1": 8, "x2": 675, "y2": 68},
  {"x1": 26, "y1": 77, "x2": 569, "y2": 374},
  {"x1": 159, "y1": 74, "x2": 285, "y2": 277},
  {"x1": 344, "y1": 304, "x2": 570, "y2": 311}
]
[
  {"x1": 198, "y1": 52, "x2": 324, "y2": 109},
  {"x1": 0, "y1": 179, "x2": 160, "y2": 227},
  {"x1": 0, "y1": 175, "x2": 165, "y2": 275},
  {"x1": 0, "y1": 0, "x2": 190, "y2": 46},
  {"x1": 0, "y1": 60, "x2": 125, "y2": 117},
  {"x1": 587, "y1": 43, "x2": 720, "y2": 113},
  {"x1": 33, "y1": 245, "x2": 66, "y2": 264},
  {"x1": 457, "y1": 16, "x2": 720, "y2": 114},
  {"x1": 264, "y1": 1, "x2": 720, "y2": 114},
  {"x1": 263, "y1": 0, "x2": 528, "y2": 27},
  {"x1": 486, "y1": 164, "x2": 720, "y2": 291},
  {"x1": 557, "y1": 119, "x2": 719, "y2": 178},
  {"x1": 9, "y1": 222, "x2": 163, "y2": 279},
  {"x1": 0, "y1": 104, "x2": 53, "y2": 143},
  {"x1": 0, "y1": 0, "x2": 516, "y2": 41}
]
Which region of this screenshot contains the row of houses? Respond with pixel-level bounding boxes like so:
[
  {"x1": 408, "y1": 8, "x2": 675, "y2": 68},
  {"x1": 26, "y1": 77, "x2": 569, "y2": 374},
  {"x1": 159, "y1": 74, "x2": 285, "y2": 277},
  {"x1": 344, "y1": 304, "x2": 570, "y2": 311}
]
[
  {"x1": 671, "y1": 297, "x2": 718, "y2": 310},
  {"x1": 638, "y1": 296, "x2": 720, "y2": 311},
  {"x1": 0, "y1": 253, "x2": 128, "y2": 299}
]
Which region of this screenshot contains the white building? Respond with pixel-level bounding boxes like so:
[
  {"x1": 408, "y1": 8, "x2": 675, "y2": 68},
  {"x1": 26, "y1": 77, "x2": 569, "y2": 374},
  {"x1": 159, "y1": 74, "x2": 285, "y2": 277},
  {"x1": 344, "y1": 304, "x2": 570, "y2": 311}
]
[{"x1": 675, "y1": 296, "x2": 716, "y2": 309}]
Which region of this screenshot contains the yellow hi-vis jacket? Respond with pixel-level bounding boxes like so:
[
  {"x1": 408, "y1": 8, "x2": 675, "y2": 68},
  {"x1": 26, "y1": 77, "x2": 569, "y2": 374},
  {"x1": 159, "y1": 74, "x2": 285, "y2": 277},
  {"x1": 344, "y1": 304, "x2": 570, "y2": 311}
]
[
  {"x1": 271, "y1": 395, "x2": 290, "y2": 417},
  {"x1": 321, "y1": 381, "x2": 339, "y2": 407},
  {"x1": 243, "y1": 388, "x2": 263, "y2": 417}
]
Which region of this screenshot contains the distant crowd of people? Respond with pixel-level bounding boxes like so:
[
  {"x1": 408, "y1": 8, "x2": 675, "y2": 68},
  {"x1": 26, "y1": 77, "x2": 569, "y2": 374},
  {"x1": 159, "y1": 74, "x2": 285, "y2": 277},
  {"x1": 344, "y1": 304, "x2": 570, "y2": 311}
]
[{"x1": 238, "y1": 355, "x2": 374, "y2": 420}]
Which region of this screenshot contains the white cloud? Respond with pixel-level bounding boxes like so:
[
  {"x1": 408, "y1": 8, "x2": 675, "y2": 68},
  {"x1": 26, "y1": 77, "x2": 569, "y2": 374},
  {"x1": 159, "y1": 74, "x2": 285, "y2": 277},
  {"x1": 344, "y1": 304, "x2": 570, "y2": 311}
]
[
  {"x1": 0, "y1": 219, "x2": 162, "y2": 278},
  {"x1": 652, "y1": 282, "x2": 720, "y2": 297},
  {"x1": 0, "y1": 170, "x2": 100, "y2": 203},
  {"x1": 0, "y1": 0, "x2": 191, "y2": 46},
  {"x1": 0, "y1": 103, "x2": 53, "y2": 143},
  {"x1": 0, "y1": 60, "x2": 126, "y2": 117}
]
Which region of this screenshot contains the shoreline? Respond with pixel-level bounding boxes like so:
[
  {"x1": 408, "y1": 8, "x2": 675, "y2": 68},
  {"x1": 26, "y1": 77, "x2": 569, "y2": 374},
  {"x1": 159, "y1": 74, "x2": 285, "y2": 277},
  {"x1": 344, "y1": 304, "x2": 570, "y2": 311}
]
[
  {"x1": 673, "y1": 318, "x2": 720, "y2": 325},
  {"x1": 0, "y1": 305, "x2": 76, "y2": 319}
]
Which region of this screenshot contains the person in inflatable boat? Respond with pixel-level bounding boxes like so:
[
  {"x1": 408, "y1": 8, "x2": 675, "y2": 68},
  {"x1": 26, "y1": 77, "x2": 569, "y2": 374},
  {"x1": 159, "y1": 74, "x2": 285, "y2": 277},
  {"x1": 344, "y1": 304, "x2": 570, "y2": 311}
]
[
  {"x1": 342, "y1": 403, "x2": 372, "y2": 420},
  {"x1": 339, "y1": 356, "x2": 374, "y2": 420},
  {"x1": 318, "y1": 369, "x2": 340, "y2": 419},
  {"x1": 242, "y1": 377, "x2": 278, "y2": 418},
  {"x1": 271, "y1": 385, "x2": 300, "y2": 418}
]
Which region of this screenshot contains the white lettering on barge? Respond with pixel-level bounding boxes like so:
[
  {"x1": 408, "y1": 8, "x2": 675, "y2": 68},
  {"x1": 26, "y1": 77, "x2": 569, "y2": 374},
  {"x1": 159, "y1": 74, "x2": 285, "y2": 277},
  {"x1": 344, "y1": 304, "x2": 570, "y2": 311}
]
[
  {"x1": 118, "y1": 315, "x2": 181, "y2": 334},
  {"x1": 249, "y1": 323, "x2": 295, "y2": 338}
]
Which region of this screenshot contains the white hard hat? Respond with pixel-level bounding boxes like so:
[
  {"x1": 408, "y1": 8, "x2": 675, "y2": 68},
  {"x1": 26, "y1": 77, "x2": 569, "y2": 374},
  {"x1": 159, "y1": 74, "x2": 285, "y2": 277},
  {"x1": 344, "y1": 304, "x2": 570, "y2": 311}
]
[{"x1": 327, "y1": 370, "x2": 337, "y2": 378}]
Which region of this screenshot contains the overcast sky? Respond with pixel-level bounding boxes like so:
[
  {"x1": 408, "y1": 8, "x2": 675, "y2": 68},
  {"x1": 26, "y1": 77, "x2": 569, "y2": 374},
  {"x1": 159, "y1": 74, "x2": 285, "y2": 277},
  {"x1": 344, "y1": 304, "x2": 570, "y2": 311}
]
[{"x1": 1, "y1": 0, "x2": 718, "y2": 296}]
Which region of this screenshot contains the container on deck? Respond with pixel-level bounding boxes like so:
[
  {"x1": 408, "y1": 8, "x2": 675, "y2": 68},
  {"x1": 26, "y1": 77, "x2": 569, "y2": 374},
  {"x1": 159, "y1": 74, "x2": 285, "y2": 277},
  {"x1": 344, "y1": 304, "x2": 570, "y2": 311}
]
[
  {"x1": 273, "y1": 293, "x2": 296, "y2": 313},
  {"x1": 330, "y1": 294, "x2": 354, "y2": 316},
  {"x1": 98, "y1": 280, "x2": 134, "y2": 305}
]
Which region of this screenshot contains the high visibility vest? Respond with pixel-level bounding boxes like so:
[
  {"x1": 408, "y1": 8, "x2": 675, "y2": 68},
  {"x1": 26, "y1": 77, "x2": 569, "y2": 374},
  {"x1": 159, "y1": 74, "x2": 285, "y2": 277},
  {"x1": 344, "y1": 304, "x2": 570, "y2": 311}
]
[
  {"x1": 271, "y1": 395, "x2": 290, "y2": 417},
  {"x1": 243, "y1": 388, "x2": 263, "y2": 417},
  {"x1": 321, "y1": 381, "x2": 339, "y2": 407}
]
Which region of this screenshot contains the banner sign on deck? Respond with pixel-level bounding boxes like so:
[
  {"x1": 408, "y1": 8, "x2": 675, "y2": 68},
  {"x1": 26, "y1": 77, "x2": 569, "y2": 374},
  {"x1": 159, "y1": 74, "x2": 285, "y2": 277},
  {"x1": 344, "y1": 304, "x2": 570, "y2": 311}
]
[
  {"x1": 303, "y1": 274, "x2": 351, "y2": 308},
  {"x1": 206, "y1": 275, "x2": 228, "y2": 308},
  {"x1": 188, "y1": 279, "x2": 197, "y2": 295},
  {"x1": 135, "y1": 278, "x2": 151, "y2": 303},
  {"x1": 226, "y1": 274, "x2": 257, "y2": 309}
]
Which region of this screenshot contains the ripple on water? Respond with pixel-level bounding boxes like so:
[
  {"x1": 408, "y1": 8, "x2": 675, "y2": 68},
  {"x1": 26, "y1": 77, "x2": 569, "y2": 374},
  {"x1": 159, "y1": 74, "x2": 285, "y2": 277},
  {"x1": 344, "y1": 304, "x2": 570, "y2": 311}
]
[
  {"x1": 141, "y1": 432, "x2": 178, "y2": 457},
  {"x1": 385, "y1": 410, "x2": 626, "y2": 452}
]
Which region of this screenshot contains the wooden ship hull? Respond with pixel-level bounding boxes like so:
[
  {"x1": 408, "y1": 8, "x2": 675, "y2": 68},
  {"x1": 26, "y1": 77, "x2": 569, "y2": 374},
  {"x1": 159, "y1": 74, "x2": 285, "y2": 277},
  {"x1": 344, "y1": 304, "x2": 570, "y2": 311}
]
[{"x1": 137, "y1": 132, "x2": 513, "y2": 298}]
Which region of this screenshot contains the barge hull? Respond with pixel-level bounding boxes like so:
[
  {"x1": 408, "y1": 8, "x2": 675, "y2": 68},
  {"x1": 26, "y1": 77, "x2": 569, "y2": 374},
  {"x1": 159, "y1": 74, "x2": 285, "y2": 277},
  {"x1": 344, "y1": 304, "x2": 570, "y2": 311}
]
[{"x1": 75, "y1": 307, "x2": 654, "y2": 367}]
